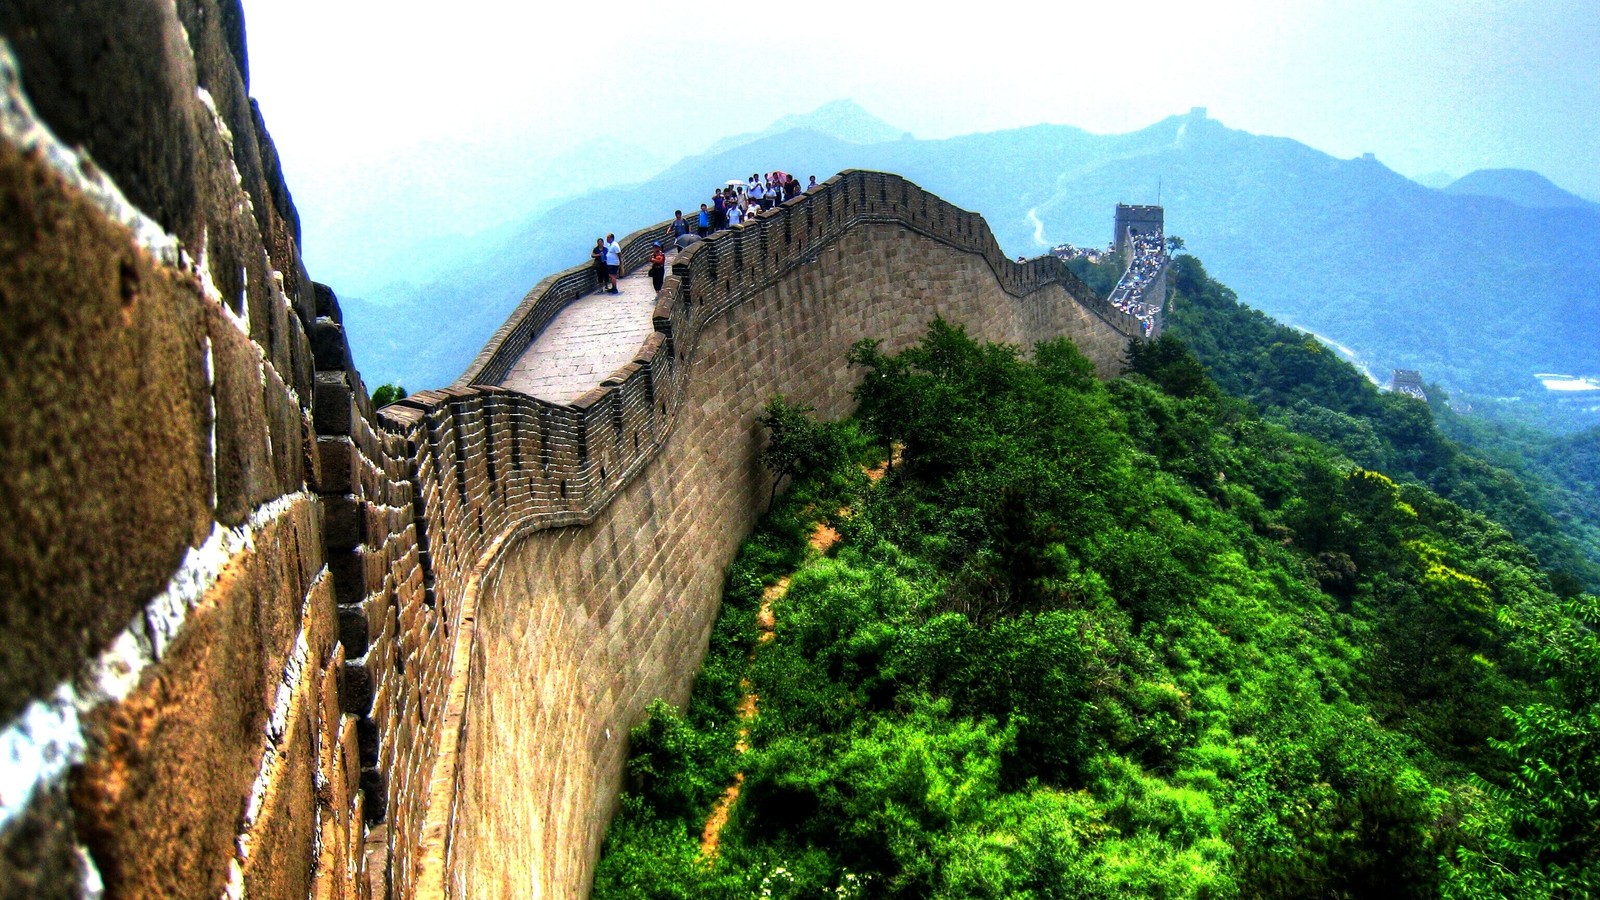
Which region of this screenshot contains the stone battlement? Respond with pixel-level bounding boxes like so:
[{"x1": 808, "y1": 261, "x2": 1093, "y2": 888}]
[
  {"x1": 0, "y1": 5, "x2": 1140, "y2": 899},
  {"x1": 1113, "y1": 203, "x2": 1165, "y2": 256}
]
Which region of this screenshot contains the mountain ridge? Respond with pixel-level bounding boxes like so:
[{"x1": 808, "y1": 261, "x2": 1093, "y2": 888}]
[
  {"x1": 1444, "y1": 167, "x2": 1600, "y2": 211},
  {"x1": 341, "y1": 111, "x2": 1599, "y2": 433},
  {"x1": 699, "y1": 99, "x2": 910, "y2": 159}
]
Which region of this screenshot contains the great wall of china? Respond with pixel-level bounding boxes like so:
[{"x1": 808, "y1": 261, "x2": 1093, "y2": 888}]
[{"x1": 0, "y1": 4, "x2": 1146, "y2": 898}]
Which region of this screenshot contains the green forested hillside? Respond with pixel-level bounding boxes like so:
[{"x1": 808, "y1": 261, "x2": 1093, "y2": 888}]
[
  {"x1": 591, "y1": 280, "x2": 1598, "y2": 896},
  {"x1": 1431, "y1": 410, "x2": 1600, "y2": 591},
  {"x1": 1158, "y1": 253, "x2": 1600, "y2": 593}
]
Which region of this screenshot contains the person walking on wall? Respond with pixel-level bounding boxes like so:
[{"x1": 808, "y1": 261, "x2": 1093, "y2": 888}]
[
  {"x1": 604, "y1": 233, "x2": 622, "y2": 293},
  {"x1": 670, "y1": 210, "x2": 689, "y2": 243},
  {"x1": 697, "y1": 203, "x2": 711, "y2": 237},
  {"x1": 649, "y1": 241, "x2": 666, "y2": 292},
  {"x1": 591, "y1": 237, "x2": 607, "y2": 293}
]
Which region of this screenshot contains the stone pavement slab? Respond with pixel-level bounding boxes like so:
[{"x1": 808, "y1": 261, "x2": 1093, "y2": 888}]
[{"x1": 499, "y1": 266, "x2": 662, "y2": 403}]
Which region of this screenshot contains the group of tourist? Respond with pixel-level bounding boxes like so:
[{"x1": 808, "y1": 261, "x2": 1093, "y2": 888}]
[
  {"x1": 1046, "y1": 232, "x2": 1165, "y2": 335},
  {"x1": 1048, "y1": 242, "x2": 1114, "y2": 265},
  {"x1": 1109, "y1": 228, "x2": 1167, "y2": 335},
  {"x1": 668, "y1": 172, "x2": 822, "y2": 244},
  {"x1": 589, "y1": 233, "x2": 623, "y2": 294},
  {"x1": 594, "y1": 172, "x2": 827, "y2": 298}
]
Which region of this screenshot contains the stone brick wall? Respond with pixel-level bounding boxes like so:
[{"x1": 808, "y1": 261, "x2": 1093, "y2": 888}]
[
  {"x1": 466, "y1": 173, "x2": 1136, "y2": 390},
  {"x1": 0, "y1": 5, "x2": 1140, "y2": 898},
  {"x1": 1, "y1": 4, "x2": 392, "y2": 897}
]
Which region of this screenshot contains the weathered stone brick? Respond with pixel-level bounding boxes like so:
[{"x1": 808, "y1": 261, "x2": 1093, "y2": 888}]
[
  {"x1": 0, "y1": 138, "x2": 213, "y2": 722},
  {"x1": 323, "y1": 494, "x2": 366, "y2": 550},
  {"x1": 315, "y1": 436, "x2": 358, "y2": 493}
]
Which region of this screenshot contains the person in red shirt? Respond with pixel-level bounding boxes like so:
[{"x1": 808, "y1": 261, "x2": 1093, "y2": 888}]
[{"x1": 649, "y1": 242, "x2": 667, "y2": 292}]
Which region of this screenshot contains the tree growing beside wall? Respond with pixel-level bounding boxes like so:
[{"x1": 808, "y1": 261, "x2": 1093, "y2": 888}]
[{"x1": 758, "y1": 397, "x2": 849, "y2": 510}]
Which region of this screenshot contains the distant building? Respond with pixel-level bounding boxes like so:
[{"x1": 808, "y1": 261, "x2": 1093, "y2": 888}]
[
  {"x1": 1113, "y1": 204, "x2": 1164, "y2": 256},
  {"x1": 1391, "y1": 370, "x2": 1426, "y2": 399}
]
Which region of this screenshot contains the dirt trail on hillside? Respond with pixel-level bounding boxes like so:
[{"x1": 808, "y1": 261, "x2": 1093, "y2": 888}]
[
  {"x1": 698, "y1": 450, "x2": 895, "y2": 858},
  {"x1": 698, "y1": 575, "x2": 787, "y2": 858}
]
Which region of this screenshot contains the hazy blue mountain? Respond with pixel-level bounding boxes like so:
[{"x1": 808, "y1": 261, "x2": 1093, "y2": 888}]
[
  {"x1": 1411, "y1": 170, "x2": 1458, "y2": 189},
  {"x1": 1444, "y1": 168, "x2": 1600, "y2": 211},
  {"x1": 1018, "y1": 116, "x2": 1600, "y2": 413},
  {"x1": 700, "y1": 99, "x2": 909, "y2": 158},
  {"x1": 338, "y1": 109, "x2": 1600, "y2": 431},
  {"x1": 301, "y1": 137, "x2": 667, "y2": 299}
]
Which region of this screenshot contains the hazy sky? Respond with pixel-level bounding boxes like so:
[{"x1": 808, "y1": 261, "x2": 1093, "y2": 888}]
[{"x1": 239, "y1": 0, "x2": 1599, "y2": 273}]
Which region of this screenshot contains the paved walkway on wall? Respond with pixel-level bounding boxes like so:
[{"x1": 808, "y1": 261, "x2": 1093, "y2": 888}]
[{"x1": 499, "y1": 264, "x2": 663, "y2": 403}]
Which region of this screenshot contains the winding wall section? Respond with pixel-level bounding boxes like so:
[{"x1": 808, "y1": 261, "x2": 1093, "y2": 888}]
[
  {"x1": 0, "y1": 5, "x2": 1140, "y2": 898},
  {"x1": 401, "y1": 172, "x2": 1140, "y2": 897}
]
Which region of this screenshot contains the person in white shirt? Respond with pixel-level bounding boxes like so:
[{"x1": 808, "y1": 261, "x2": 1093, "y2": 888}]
[
  {"x1": 727, "y1": 203, "x2": 744, "y2": 227},
  {"x1": 604, "y1": 233, "x2": 622, "y2": 293}
]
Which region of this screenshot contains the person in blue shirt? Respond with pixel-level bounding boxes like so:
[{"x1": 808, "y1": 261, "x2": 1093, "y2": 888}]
[{"x1": 590, "y1": 237, "x2": 607, "y2": 292}]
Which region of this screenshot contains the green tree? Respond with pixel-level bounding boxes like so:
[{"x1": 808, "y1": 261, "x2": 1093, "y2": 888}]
[
  {"x1": 595, "y1": 315, "x2": 1595, "y2": 900},
  {"x1": 1449, "y1": 593, "x2": 1600, "y2": 896},
  {"x1": 1124, "y1": 334, "x2": 1217, "y2": 401},
  {"x1": 372, "y1": 382, "x2": 407, "y2": 407},
  {"x1": 759, "y1": 396, "x2": 848, "y2": 510}
]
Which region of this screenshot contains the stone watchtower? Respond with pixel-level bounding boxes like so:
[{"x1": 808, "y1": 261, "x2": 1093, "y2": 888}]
[
  {"x1": 1114, "y1": 204, "x2": 1165, "y2": 257},
  {"x1": 1391, "y1": 370, "x2": 1426, "y2": 400}
]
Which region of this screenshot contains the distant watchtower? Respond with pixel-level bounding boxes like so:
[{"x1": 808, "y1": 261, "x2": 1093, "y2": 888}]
[
  {"x1": 1391, "y1": 370, "x2": 1426, "y2": 400},
  {"x1": 1114, "y1": 204, "x2": 1165, "y2": 256}
]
